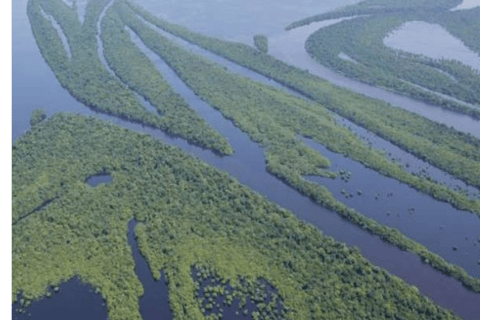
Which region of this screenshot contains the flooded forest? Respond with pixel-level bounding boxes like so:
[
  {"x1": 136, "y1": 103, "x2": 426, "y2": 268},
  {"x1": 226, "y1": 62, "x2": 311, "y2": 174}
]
[{"x1": 12, "y1": 0, "x2": 480, "y2": 319}]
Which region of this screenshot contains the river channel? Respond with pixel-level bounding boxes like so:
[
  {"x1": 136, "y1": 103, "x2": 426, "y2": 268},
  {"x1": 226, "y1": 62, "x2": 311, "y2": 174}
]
[{"x1": 12, "y1": 0, "x2": 480, "y2": 319}]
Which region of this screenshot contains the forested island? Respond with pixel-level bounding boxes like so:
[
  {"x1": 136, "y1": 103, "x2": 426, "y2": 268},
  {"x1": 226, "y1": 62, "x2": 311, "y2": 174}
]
[{"x1": 13, "y1": 0, "x2": 480, "y2": 319}]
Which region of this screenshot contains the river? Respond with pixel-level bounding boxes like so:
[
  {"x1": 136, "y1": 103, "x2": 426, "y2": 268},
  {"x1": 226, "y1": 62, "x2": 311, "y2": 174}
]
[{"x1": 12, "y1": 0, "x2": 480, "y2": 319}]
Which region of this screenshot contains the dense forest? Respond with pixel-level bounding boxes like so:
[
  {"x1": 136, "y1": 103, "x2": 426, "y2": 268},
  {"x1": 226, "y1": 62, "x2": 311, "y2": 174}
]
[{"x1": 12, "y1": 113, "x2": 463, "y2": 320}]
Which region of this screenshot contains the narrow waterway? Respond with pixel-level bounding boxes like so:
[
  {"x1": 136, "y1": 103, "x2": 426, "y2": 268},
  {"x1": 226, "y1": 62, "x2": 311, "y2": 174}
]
[
  {"x1": 75, "y1": 0, "x2": 87, "y2": 25},
  {"x1": 38, "y1": 7, "x2": 72, "y2": 59},
  {"x1": 127, "y1": 220, "x2": 173, "y2": 319}
]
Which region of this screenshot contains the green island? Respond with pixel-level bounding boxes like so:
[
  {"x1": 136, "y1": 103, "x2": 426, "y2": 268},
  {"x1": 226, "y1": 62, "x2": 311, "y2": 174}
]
[
  {"x1": 27, "y1": 0, "x2": 232, "y2": 155},
  {"x1": 287, "y1": 0, "x2": 480, "y2": 118},
  {"x1": 124, "y1": 0, "x2": 480, "y2": 191},
  {"x1": 30, "y1": 108, "x2": 47, "y2": 127},
  {"x1": 21, "y1": 0, "x2": 480, "y2": 295},
  {"x1": 253, "y1": 34, "x2": 268, "y2": 53},
  {"x1": 13, "y1": 113, "x2": 463, "y2": 320}
]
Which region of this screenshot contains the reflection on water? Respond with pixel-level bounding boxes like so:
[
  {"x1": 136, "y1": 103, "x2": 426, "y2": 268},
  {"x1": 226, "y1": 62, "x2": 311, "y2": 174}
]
[
  {"x1": 384, "y1": 21, "x2": 480, "y2": 71},
  {"x1": 451, "y1": 0, "x2": 480, "y2": 10}
]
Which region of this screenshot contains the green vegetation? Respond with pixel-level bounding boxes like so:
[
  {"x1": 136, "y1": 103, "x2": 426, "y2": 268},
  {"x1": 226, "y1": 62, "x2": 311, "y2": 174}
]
[
  {"x1": 124, "y1": 0, "x2": 480, "y2": 191},
  {"x1": 30, "y1": 108, "x2": 47, "y2": 126},
  {"x1": 13, "y1": 113, "x2": 463, "y2": 320},
  {"x1": 110, "y1": 0, "x2": 480, "y2": 292},
  {"x1": 27, "y1": 0, "x2": 232, "y2": 154},
  {"x1": 287, "y1": 0, "x2": 480, "y2": 118},
  {"x1": 253, "y1": 34, "x2": 268, "y2": 53}
]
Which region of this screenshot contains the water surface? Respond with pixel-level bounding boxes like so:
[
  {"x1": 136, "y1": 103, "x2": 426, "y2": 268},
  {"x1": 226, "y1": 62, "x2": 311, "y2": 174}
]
[
  {"x1": 384, "y1": 21, "x2": 480, "y2": 71},
  {"x1": 451, "y1": 0, "x2": 480, "y2": 10},
  {"x1": 12, "y1": 278, "x2": 108, "y2": 320}
]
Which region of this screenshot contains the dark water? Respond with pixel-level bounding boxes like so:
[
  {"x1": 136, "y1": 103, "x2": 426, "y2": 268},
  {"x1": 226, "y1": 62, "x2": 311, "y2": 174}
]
[
  {"x1": 85, "y1": 173, "x2": 113, "y2": 187},
  {"x1": 12, "y1": 278, "x2": 108, "y2": 320},
  {"x1": 12, "y1": 0, "x2": 480, "y2": 319}
]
